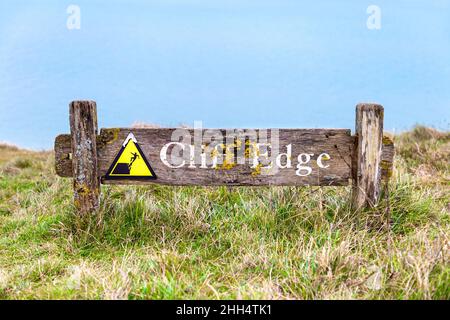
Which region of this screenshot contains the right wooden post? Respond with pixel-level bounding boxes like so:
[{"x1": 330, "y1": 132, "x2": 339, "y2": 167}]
[{"x1": 352, "y1": 103, "x2": 384, "y2": 210}]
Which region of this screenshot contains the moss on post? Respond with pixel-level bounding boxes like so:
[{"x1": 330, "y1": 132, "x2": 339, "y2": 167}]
[
  {"x1": 70, "y1": 100, "x2": 100, "y2": 214},
  {"x1": 352, "y1": 103, "x2": 384, "y2": 210}
]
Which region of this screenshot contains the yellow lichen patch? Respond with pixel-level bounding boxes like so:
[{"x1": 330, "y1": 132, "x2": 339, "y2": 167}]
[
  {"x1": 244, "y1": 145, "x2": 253, "y2": 159},
  {"x1": 76, "y1": 184, "x2": 91, "y2": 196},
  {"x1": 217, "y1": 143, "x2": 237, "y2": 170},
  {"x1": 380, "y1": 160, "x2": 393, "y2": 178},
  {"x1": 244, "y1": 141, "x2": 259, "y2": 159},
  {"x1": 210, "y1": 146, "x2": 220, "y2": 158},
  {"x1": 251, "y1": 163, "x2": 262, "y2": 176},
  {"x1": 99, "y1": 128, "x2": 120, "y2": 147},
  {"x1": 218, "y1": 158, "x2": 236, "y2": 170},
  {"x1": 235, "y1": 139, "x2": 242, "y2": 149},
  {"x1": 382, "y1": 135, "x2": 394, "y2": 146}
]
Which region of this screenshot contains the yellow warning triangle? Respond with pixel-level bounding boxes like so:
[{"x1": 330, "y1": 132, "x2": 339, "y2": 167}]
[{"x1": 104, "y1": 133, "x2": 156, "y2": 180}]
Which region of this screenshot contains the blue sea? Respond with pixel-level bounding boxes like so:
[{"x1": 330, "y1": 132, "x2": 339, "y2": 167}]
[{"x1": 0, "y1": 0, "x2": 449, "y2": 149}]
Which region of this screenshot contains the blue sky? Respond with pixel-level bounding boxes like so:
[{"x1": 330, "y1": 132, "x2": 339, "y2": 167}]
[{"x1": 0, "y1": 0, "x2": 449, "y2": 149}]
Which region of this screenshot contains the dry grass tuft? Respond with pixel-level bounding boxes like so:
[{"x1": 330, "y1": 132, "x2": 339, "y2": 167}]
[{"x1": 0, "y1": 126, "x2": 448, "y2": 299}]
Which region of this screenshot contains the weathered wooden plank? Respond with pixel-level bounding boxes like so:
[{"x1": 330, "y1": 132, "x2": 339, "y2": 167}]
[
  {"x1": 55, "y1": 129, "x2": 396, "y2": 185},
  {"x1": 69, "y1": 101, "x2": 100, "y2": 214},
  {"x1": 352, "y1": 103, "x2": 384, "y2": 209},
  {"x1": 55, "y1": 128, "x2": 356, "y2": 186},
  {"x1": 104, "y1": 128, "x2": 353, "y2": 186},
  {"x1": 55, "y1": 134, "x2": 72, "y2": 176}
]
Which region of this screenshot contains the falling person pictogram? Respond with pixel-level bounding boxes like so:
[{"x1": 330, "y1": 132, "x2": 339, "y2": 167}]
[{"x1": 104, "y1": 133, "x2": 157, "y2": 180}]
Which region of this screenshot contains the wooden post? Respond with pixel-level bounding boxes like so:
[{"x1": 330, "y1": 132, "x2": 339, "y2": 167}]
[
  {"x1": 69, "y1": 100, "x2": 100, "y2": 214},
  {"x1": 352, "y1": 103, "x2": 384, "y2": 210}
]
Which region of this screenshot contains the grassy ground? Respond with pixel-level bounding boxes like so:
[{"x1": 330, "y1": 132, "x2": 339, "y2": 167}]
[{"x1": 0, "y1": 126, "x2": 448, "y2": 299}]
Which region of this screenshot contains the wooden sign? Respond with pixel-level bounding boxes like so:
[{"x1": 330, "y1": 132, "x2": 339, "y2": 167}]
[{"x1": 55, "y1": 101, "x2": 394, "y2": 214}]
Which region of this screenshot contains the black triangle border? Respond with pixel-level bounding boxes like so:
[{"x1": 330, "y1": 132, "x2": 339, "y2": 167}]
[{"x1": 103, "y1": 133, "x2": 157, "y2": 181}]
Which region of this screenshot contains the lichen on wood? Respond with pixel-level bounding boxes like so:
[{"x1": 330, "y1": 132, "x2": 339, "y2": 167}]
[
  {"x1": 352, "y1": 103, "x2": 385, "y2": 210},
  {"x1": 69, "y1": 100, "x2": 100, "y2": 215}
]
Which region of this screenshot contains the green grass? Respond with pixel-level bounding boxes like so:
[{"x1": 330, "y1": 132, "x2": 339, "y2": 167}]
[{"x1": 0, "y1": 126, "x2": 448, "y2": 299}]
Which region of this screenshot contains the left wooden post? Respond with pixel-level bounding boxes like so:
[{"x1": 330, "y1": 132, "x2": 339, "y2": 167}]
[{"x1": 69, "y1": 100, "x2": 100, "y2": 215}]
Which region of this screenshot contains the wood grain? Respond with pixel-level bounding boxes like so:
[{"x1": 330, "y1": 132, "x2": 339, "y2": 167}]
[
  {"x1": 56, "y1": 128, "x2": 395, "y2": 187},
  {"x1": 56, "y1": 128, "x2": 358, "y2": 186},
  {"x1": 352, "y1": 103, "x2": 384, "y2": 209},
  {"x1": 55, "y1": 132, "x2": 395, "y2": 183},
  {"x1": 69, "y1": 101, "x2": 100, "y2": 214}
]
